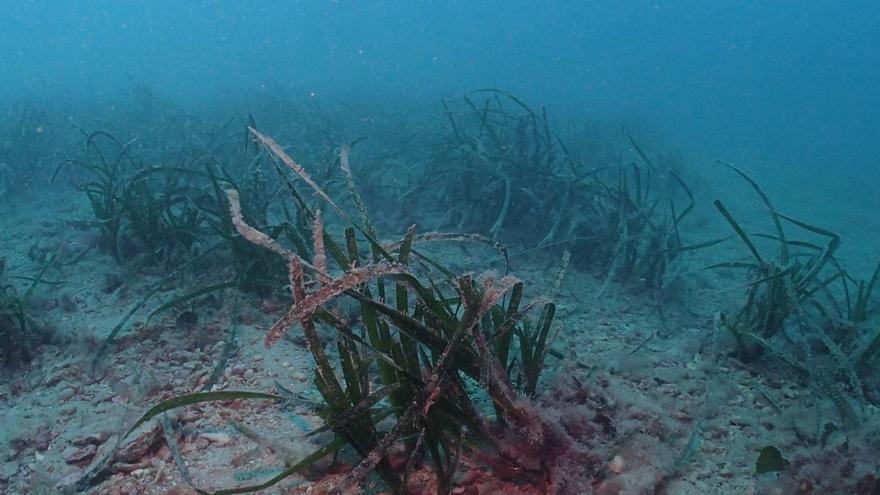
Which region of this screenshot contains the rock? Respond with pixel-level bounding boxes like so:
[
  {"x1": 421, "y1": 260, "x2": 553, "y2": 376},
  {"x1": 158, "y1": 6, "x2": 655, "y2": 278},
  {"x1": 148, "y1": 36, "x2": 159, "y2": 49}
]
[
  {"x1": 32, "y1": 430, "x2": 53, "y2": 452},
  {"x1": 58, "y1": 387, "x2": 76, "y2": 401},
  {"x1": 60, "y1": 405, "x2": 77, "y2": 416},
  {"x1": 71, "y1": 432, "x2": 109, "y2": 447},
  {"x1": 200, "y1": 432, "x2": 232, "y2": 446},
  {"x1": 609, "y1": 455, "x2": 626, "y2": 474},
  {"x1": 43, "y1": 370, "x2": 68, "y2": 387},
  {"x1": 56, "y1": 470, "x2": 83, "y2": 488},
  {"x1": 115, "y1": 424, "x2": 162, "y2": 464},
  {"x1": 167, "y1": 484, "x2": 199, "y2": 495},
  {"x1": 62, "y1": 444, "x2": 97, "y2": 466},
  {"x1": 91, "y1": 390, "x2": 113, "y2": 405},
  {"x1": 0, "y1": 461, "x2": 19, "y2": 482}
]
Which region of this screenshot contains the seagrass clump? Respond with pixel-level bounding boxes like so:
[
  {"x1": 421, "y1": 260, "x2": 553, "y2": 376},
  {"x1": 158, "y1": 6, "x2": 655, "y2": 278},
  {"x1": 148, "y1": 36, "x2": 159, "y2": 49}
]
[
  {"x1": 388, "y1": 91, "x2": 710, "y2": 291},
  {"x1": 77, "y1": 128, "x2": 587, "y2": 495},
  {"x1": 711, "y1": 162, "x2": 880, "y2": 428},
  {"x1": 0, "y1": 257, "x2": 53, "y2": 368}
]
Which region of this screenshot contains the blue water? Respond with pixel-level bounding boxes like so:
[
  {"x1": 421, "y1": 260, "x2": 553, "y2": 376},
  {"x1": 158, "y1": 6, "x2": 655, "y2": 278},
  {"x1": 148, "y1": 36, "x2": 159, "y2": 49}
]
[{"x1": 3, "y1": 1, "x2": 878, "y2": 184}]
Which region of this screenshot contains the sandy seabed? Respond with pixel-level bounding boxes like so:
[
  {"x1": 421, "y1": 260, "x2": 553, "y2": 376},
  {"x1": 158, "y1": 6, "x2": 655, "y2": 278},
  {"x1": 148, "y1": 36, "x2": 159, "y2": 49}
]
[{"x1": 1, "y1": 186, "x2": 879, "y2": 495}]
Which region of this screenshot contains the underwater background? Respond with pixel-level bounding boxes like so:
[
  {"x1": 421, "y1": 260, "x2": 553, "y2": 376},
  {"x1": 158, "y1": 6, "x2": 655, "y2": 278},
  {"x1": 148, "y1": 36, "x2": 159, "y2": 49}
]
[{"x1": 1, "y1": 1, "x2": 879, "y2": 494}]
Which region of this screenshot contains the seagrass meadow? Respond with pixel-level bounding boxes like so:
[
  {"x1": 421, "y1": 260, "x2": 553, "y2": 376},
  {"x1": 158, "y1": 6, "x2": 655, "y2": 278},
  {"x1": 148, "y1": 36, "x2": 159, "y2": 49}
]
[
  {"x1": 0, "y1": 89, "x2": 878, "y2": 495},
  {"x1": 2, "y1": 3, "x2": 880, "y2": 494}
]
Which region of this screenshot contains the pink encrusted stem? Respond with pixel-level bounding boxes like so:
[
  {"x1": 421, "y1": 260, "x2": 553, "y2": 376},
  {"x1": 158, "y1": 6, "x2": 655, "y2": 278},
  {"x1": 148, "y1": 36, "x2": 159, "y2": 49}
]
[
  {"x1": 471, "y1": 314, "x2": 518, "y2": 409},
  {"x1": 295, "y1": 263, "x2": 406, "y2": 322},
  {"x1": 383, "y1": 230, "x2": 510, "y2": 273},
  {"x1": 227, "y1": 189, "x2": 334, "y2": 283},
  {"x1": 249, "y1": 127, "x2": 361, "y2": 229},
  {"x1": 383, "y1": 231, "x2": 503, "y2": 252},
  {"x1": 339, "y1": 144, "x2": 375, "y2": 235},
  {"x1": 477, "y1": 273, "x2": 521, "y2": 317},
  {"x1": 312, "y1": 210, "x2": 330, "y2": 284},
  {"x1": 228, "y1": 183, "x2": 409, "y2": 349},
  {"x1": 263, "y1": 261, "x2": 407, "y2": 348},
  {"x1": 226, "y1": 189, "x2": 294, "y2": 260},
  {"x1": 491, "y1": 297, "x2": 547, "y2": 343},
  {"x1": 453, "y1": 273, "x2": 526, "y2": 421},
  {"x1": 264, "y1": 257, "x2": 308, "y2": 348}
]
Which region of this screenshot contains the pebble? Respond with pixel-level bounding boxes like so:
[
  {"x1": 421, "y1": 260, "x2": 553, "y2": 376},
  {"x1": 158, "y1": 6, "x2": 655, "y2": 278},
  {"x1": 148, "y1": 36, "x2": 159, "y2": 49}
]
[
  {"x1": 61, "y1": 444, "x2": 97, "y2": 465},
  {"x1": 200, "y1": 432, "x2": 232, "y2": 446},
  {"x1": 167, "y1": 484, "x2": 199, "y2": 495},
  {"x1": 60, "y1": 405, "x2": 77, "y2": 417},
  {"x1": 91, "y1": 390, "x2": 113, "y2": 405},
  {"x1": 609, "y1": 455, "x2": 626, "y2": 474},
  {"x1": 43, "y1": 370, "x2": 68, "y2": 387},
  {"x1": 71, "y1": 432, "x2": 109, "y2": 446},
  {"x1": 58, "y1": 387, "x2": 76, "y2": 401},
  {"x1": 243, "y1": 369, "x2": 255, "y2": 380},
  {"x1": 32, "y1": 431, "x2": 52, "y2": 452}
]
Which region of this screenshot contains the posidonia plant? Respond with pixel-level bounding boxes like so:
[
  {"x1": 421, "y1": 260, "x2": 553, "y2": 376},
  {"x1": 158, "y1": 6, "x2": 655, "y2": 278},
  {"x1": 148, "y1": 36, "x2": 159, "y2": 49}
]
[
  {"x1": 70, "y1": 128, "x2": 588, "y2": 495},
  {"x1": 712, "y1": 162, "x2": 880, "y2": 429},
  {"x1": 386, "y1": 90, "x2": 717, "y2": 292},
  {"x1": 0, "y1": 255, "x2": 55, "y2": 369}
]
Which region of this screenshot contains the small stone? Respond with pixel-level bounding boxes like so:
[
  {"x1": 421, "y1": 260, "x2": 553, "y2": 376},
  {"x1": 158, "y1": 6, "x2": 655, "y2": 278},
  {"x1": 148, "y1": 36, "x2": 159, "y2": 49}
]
[
  {"x1": 62, "y1": 444, "x2": 97, "y2": 466},
  {"x1": 91, "y1": 390, "x2": 113, "y2": 405},
  {"x1": 167, "y1": 484, "x2": 199, "y2": 495},
  {"x1": 609, "y1": 455, "x2": 626, "y2": 474},
  {"x1": 32, "y1": 430, "x2": 53, "y2": 452},
  {"x1": 59, "y1": 387, "x2": 76, "y2": 401},
  {"x1": 200, "y1": 432, "x2": 232, "y2": 446},
  {"x1": 43, "y1": 370, "x2": 68, "y2": 387},
  {"x1": 71, "y1": 432, "x2": 109, "y2": 447},
  {"x1": 60, "y1": 405, "x2": 77, "y2": 416},
  {"x1": 243, "y1": 369, "x2": 255, "y2": 380},
  {"x1": 194, "y1": 437, "x2": 211, "y2": 451}
]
